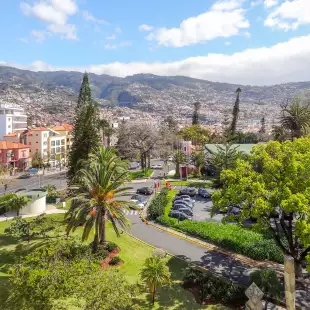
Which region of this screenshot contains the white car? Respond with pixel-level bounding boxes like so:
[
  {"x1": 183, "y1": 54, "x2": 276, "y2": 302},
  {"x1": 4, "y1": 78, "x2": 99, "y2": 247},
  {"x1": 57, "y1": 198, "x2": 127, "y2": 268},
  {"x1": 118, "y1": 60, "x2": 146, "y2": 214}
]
[{"x1": 130, "y1": 199, "x2": 145, "y2": 209}]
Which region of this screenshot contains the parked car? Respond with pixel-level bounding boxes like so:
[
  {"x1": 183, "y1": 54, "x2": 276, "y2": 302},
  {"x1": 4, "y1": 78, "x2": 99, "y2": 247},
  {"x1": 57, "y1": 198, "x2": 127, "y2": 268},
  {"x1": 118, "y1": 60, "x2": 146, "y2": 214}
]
[
  {"x1": 151, "y1": 164, "x2": 163, "y2": 169},
  {"x1": 173, "y1": 199, "x2": 194, "y2": 208},
  {"x1": 130, "y1": 199, "x2": 145, "y2": 210},
  {"x1": 227, "y1": 205, "x2": 241, "y2": 216},
  {"x1": 136, "y1": 187, "x2": 153, "y2": 195},
  {"x1": 176, "y1": 208, "x2": 193, "y2": 217},
  {"x1": 131, "y1": 195, "x2": 147, "y2": 204},
  {"x1": 178, "y1": 187, "x2": 197, "y2": 197},
  {"x1": 172, "y1": 205, "x2": 193, "y2": 215},
  {"x1": 168, "y1": 156, "x2": 173, "y2": 161},
  {"x1": 18, "y1": 173, "x2": 31, "y2": 179},
  {"x1": 173, "y1": 204, "x2": 193, "y2": 213},
  {"x1": 128, "y1": 162, "x2": 140, "y2": 170},
  {"x1": 174, "y1": 194, "x2": 191, "y2": 200},
  {"x1": 169, "y1": 210, "x2": 192, "y2": 221},
  {"x1": 198, "y1": 188, "x2": 211, "y2": 198}
]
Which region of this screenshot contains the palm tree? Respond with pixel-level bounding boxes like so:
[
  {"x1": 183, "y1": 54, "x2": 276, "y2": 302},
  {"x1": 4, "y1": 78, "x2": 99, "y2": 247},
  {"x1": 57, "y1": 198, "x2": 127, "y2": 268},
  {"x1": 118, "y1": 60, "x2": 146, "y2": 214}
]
[
  {"x1": 140, "y1": 256, "x2": 171, "y2": 305},
  {"x1": 0, "y1": 194, "x2": 31, "y2": 216},
  {"x1": 66, "y1": 146, "x2": 132, "y2": 252},
  {"x1": 280, "y1": 98, "x2": 310, "y2": 139},
  {"x1": 271, "y1": 125, "x2": 288, "y2": 142},
  {"x1": 172, "y1": 150, "x2": 185, "y2": 178},
  {"x1": 190, "y1": 151, "x2": 205, "y2": 176},
  {"x1": 100, "y1": 119, "x2": 115, "y2": 147}
]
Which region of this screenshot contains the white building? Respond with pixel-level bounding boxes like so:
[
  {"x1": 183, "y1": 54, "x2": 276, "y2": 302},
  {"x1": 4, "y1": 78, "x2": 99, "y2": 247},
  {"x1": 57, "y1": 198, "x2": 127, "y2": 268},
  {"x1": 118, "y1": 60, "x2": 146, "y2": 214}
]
[{"x1": 0, "y1": 103, "x2": 27, "y2": 139}]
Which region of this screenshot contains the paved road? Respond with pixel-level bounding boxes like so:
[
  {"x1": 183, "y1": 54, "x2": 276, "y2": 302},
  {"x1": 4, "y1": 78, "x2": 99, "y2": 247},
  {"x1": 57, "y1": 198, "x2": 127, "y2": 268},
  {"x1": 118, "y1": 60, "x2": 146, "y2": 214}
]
[{"x1": 0, "y1": 171, "x2": 67, "y2": 195}]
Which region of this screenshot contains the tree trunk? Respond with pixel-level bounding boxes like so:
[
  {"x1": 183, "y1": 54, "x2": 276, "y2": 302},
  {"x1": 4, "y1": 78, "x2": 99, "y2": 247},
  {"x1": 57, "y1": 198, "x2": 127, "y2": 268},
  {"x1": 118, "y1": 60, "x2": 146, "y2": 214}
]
[
  {"x1": 295, "y1": 259, "x2": 303, "y2": 278},
  {"x1": 92, "y1": 234, "x2": 98, "y2": 253},
  {"x1": 175, "y1": 163, "x2": 180, "y2": 178},
  {"x1": 151, "y1": 282, "x2": 156, "y2": 305},
  {"x1": 99, "y1": 210, "x2": 107, "y2": 244},
  {"x1": 147, "y1": 151, "x2": 151, "y2": 169},
  {"x1": 17, "y1": 210, "x2": 19, "y2": 216},
  {"x1": 107, "y1": 135, "x2": 111, "y2": 147}
]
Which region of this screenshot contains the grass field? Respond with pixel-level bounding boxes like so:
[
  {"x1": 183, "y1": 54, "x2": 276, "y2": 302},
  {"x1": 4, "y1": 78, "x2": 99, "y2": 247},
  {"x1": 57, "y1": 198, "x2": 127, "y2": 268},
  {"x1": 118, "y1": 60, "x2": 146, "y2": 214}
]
[
  {"x1": 0, "y1": 213, "x2": 230, "y2": 309},
  {"x1": 164, "y1": 180, "x2": 212, "y2": 188},
  {"x1": 129, "y1": 169, "x2": 154, "y2": 179}
]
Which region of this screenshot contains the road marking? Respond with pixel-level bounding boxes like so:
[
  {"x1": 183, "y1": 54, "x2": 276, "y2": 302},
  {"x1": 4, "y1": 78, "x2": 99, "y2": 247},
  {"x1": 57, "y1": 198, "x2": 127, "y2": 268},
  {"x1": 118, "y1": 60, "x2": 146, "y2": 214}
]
[{"x1": 124, "y1": 210, "x2": 139, "y2": 216}]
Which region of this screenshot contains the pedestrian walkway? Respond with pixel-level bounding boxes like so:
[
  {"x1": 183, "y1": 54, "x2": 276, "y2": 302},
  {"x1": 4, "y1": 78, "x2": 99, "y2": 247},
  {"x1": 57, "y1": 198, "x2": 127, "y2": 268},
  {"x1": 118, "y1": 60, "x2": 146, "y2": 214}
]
[{"x1": 123, "y1": 209, "x2": 139, "y2": 216}]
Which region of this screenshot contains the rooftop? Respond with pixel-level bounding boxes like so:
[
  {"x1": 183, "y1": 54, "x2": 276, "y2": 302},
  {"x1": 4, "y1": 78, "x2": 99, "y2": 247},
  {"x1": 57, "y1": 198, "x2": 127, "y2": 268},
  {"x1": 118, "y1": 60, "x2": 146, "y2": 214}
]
[
  {"x1": 0, "y1": 141, "x2": 30, "y2": 150},
  {"x1": 205, "y1": 144, "x2": 261, "y2": 155},
  {"x1": 52, "y1": 124, "x2": 73, "y2": 131}
]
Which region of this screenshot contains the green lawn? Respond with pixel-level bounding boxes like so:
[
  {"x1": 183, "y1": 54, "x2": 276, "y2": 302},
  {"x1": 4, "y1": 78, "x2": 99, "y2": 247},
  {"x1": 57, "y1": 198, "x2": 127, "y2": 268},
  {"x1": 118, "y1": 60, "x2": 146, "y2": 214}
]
[
  {"x1": 129, "y1": 169, "x2": 154, "y2": 179},
  {"x1": 0, "y1": 214, "x2": 230, "y2": 310}
]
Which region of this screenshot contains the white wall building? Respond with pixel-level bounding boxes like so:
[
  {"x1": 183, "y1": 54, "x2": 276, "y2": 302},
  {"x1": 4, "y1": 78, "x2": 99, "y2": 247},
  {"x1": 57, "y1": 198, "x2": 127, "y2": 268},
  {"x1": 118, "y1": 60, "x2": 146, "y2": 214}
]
[{"x1": 0, "y1": 102, "x2": 27, "y2": 139}]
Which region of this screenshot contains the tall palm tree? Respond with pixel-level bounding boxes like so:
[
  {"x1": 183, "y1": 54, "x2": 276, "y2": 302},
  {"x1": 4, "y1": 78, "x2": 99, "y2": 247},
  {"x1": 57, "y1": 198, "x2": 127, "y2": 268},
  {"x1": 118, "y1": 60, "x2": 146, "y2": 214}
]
[
  {"x1": 66, "y1": 146, "x2": 132, "y2": 252},
  {"x1": 172, "y1": 150, "x2": 185, "y2": 178},
  {"x1": 280, "y1": 98, "x2": 310, "y2": 139},
  {"x1": 140, "y1": 256, "x2": 171, "y2": 305},
  {"x1": 0, "y1": 194, "x2": 31, "y2": 216},
  {"x1": 100, "y1": 119, "x2": 115, "y2": 147}
]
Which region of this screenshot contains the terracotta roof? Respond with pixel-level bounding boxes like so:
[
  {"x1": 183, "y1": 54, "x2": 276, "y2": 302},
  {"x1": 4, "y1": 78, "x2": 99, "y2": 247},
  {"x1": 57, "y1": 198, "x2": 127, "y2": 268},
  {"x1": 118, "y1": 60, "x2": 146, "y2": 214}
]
[
  {"x1": 3, "y1": 132, "x2": 18, "y2": 137},
  {"x1": 0, "y1": 141, "x2": 30, "y2": 150},
  {"x1": 52, "y1": 124, "x2": 73, "y2": 131},
  {"x1": 31, "y1": 127, "x2": 49, "y2": 131}
]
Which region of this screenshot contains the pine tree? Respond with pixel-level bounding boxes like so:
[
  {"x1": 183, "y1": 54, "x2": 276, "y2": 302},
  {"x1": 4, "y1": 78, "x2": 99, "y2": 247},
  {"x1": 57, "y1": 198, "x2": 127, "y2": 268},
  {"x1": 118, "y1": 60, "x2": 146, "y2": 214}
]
[
  {"x1": 230, "y1": 88, "x2": 241, "y2": 135},
  {"x1": 192, "y1": 102, "x2": 201, "y2": 125},
  {"x1": 259, "y1": 116, "x2": 266, "y2": 134},
  {"x1": 67, "y1": 73, "x2": 100, "y2": 183}
]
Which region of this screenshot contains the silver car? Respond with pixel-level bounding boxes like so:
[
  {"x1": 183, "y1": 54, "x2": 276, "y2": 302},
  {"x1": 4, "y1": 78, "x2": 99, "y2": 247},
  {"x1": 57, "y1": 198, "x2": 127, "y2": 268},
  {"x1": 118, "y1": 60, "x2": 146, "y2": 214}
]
[{"x1": 173, "y1": 200, "x2": 194, "y2": 209}]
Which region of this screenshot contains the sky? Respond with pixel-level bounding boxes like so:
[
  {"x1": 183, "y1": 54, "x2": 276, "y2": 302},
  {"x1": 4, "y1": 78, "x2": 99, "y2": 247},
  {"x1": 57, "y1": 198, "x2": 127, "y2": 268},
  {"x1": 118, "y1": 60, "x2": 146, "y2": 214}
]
[{"x1": 0, "y1": 0, "x2": 310, "y2": 85}]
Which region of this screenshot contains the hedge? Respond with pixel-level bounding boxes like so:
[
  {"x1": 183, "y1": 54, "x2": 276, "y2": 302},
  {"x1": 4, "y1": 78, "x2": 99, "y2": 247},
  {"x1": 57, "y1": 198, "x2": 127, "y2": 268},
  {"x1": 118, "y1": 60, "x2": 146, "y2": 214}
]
[
  {"x1": 157, "y1": 215, "x2": 283, "y2": 263},
  {"x1": 147, "y1": 188, "x2": 169, "y2": 220}
]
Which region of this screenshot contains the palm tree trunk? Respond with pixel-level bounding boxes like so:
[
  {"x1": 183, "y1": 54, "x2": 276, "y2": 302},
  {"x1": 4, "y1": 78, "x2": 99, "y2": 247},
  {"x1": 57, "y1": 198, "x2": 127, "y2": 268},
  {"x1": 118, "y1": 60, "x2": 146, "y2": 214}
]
[
  {"x1": 100, "y1": 209, "x2": 107, "y2": 244},
  {"x1": 92, "y1": 233, "x2": 99, "y2": 253},
  {"x1": 107, "y1": 134, "x2": 111, "y2": 147},
  {"x1": 151, "y1": 282, "x2": 156, "y2": 305}
]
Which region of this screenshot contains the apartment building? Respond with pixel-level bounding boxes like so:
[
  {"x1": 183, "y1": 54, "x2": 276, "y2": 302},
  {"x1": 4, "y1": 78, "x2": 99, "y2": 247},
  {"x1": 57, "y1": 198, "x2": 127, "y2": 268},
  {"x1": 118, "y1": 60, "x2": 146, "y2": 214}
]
[
  {"x1": 0, "y1": 141, "x2": 30, "y2": 170},
  {"x1": 4, "y1": 126, "x2": 71, "y2": 168},
  {"x1": 51, "y1": 124, "x2": 73, "y2": 152},
  {"x1": 0, "y1": 102, "x2": 27, "y2": 139}
]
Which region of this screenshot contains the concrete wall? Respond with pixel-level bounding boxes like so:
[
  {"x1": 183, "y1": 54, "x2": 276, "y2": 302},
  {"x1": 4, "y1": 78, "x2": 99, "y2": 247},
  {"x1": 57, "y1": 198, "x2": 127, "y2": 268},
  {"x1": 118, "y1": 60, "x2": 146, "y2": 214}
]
[{"x1": 20, "y1": 191, "x2": 47, "y2": 215}]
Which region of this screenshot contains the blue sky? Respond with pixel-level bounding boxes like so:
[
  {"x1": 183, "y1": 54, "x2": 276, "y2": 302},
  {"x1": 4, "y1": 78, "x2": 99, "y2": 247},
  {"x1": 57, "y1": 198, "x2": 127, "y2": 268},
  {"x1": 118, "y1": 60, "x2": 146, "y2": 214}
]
[{"x1": 1, "y1": 0, "x2": 310, "y2": 85}]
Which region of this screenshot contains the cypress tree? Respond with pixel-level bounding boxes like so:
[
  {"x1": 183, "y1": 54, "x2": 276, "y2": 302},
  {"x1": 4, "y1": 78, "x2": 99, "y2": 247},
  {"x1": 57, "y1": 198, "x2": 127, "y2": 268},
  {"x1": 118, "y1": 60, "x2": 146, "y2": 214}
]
[
  {"x1": 230, "y1": 88, "x2": 241, "y2": 135},
  {"x1": 67, "y1": 72, "x2": 100, "y2": 183},
  {"x1": 259, "y1": 116, "x2": 266, "y2": 134},
  {"x1": 192, "y1": 101, "x2": 201, "y2": 125}
]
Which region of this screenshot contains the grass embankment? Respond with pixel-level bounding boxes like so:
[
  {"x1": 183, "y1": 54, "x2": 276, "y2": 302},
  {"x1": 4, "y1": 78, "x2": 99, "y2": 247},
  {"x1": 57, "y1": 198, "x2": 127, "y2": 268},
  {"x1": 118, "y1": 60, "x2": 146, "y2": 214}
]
[
  {"x1": 0, "y1": 214, "x2": 228, "y2": 310},
  {"x1": 156, "y1": 190, "x2": 283, "y2": 263},
  {"x1": 129, "y1": 169, "x2": 154, "y2": 179}
]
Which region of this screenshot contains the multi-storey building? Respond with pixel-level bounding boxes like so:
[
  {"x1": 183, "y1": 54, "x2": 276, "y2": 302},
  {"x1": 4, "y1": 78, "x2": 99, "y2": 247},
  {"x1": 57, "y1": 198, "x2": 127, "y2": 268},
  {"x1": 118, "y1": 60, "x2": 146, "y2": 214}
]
[
  {"x1": 0, "y1": 141, "x2": 30, "y2": 170},
  {"x1": 0, "y1": 102, "x2": 27, "y2": 139}
]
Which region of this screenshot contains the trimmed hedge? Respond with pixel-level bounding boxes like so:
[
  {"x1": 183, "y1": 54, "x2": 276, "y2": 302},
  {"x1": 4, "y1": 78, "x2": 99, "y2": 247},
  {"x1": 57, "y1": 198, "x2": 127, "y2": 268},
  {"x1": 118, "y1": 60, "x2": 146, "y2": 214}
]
[
  {"x1": 147, "y1": 188, "x2": 169, "y2": 220},
  {"x1": 157, "y1": 215, "x2": 283, "y2": 263}
]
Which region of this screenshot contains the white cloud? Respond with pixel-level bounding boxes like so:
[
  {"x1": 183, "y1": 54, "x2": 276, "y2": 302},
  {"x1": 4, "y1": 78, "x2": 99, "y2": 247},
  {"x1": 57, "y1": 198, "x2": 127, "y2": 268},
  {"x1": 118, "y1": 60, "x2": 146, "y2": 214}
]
[
  {"x1": 138, "y1": 24, "x2": 154, "y2": 31},
  {"x1": 18, "y1": 37, "x2": 29, "y2": 43},
  {"x1": 145, "y1": 0, "x2": 249, "y2": 47},
  {"x1": 250, "y1": 0, "x2": 262, "y2": 6},
  {"x1": 225, "y1": 41, "x2": 231, "y2": 46},
  {"x1": 104, "y1": 41, "x2": 132, "y2": 50},
  {"x1": 265, "y1": 0, "x2": 310, "y2": 31},
  {"x1": 82, "y1": 10, "x2": 106, "y2": 24},
  {"x1": 48, "y1": 24, "x2": 77, "y2": 40},
  {"x1": 105, "y1": 35, "x2": 116, "y2": 40},
  {"x1": 3, "y1": 35, "x2": 310, "y2": 85},
  {"x1": 264, "y1": 0, "x2": 279, "y2": 8},
  {"x1": 20, "y1": 0, "x2": 77, "y2": 40},
  {"x1": 31, "y1": 30, "x2": 46, "y2": 43},
  {"x1": 114, "y1": 27, "x2": 121, "y2": 34}
]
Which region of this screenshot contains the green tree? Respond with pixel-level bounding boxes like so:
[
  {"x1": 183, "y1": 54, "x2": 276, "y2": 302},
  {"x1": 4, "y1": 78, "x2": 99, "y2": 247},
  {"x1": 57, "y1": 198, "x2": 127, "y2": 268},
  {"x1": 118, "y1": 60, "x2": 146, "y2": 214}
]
[
  {"x1": 259, "y1": 116, "x2": 266, "y2": 134},
  {"x1": 192, "y1": 101, "x2": 201, "y2": 125},
  {"x1": 191, "y1": 151, "x2": 205, "y2": 176},
  {"x1": 272, "y1": 125, "x2": 288, "y2": 142},
  {"x1": 280, "y1": 97, "x2": 310, "y2": 139},
  {"x1": 178, "y1": 125, "x2": 210, "y2": 148},
  {"x1": 4, "y1": 214, "x2": 55, "y2": 244},
  {"x1": 172, "y1": 150, "x2": 185, "y2": 178},
  {"x1": 140, "y1": 256, "x2": 171, "y2": 305},
  {"x1": 212, "y1": 138, "x2": 310, "y2": 277},
  {"x1": 31, "y1": 151, "x2": 44, "y2": 168},
  {"x1": 230, "y1": 132, "x2": 259, "y2": 144},
  {"x1": 250, "y1": 268, "x2": 282, "y2": 310},
  {"x1": 66, "y1": 146, "x2": 131, "y2": 252},
  {"x1": 230, "y1": 88, "x2": 241, "y2": 135},
  {"x1": 67, "y1": 72, "x2": 100, "y2": 183},
  {"x1": 0, "y1": 193, "x2": 31, "y2": 216}
]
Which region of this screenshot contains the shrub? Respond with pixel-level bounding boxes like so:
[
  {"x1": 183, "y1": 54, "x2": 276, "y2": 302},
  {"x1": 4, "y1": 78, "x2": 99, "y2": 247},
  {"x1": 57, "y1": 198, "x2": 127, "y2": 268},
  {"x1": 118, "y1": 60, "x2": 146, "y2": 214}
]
[
  {"x1": 157, "y1": 215, "x2": 283, "y2": 263},
  {"x1": 183, "y1": 266, "x2": 246, "y2": 305},
  {"x1": 105, "y1": 241, "x2": 119, "y2": 252},
  {"x1": 147, "y1": 188, "x2": 169, "y2": 220},
  {"x1": 110, "y1": 255, "x2": 122, "y2": 265}
]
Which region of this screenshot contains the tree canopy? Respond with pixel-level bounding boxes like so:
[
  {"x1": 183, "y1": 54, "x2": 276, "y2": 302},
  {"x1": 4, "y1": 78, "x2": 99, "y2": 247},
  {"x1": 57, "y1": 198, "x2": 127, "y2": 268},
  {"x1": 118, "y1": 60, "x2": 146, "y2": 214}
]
[
  {"x1": 212, "y1": 138, "x2": 310, "y2": 275},
  {"x1": 178, "y1": 125, "x2": 210, "y2": 147}
]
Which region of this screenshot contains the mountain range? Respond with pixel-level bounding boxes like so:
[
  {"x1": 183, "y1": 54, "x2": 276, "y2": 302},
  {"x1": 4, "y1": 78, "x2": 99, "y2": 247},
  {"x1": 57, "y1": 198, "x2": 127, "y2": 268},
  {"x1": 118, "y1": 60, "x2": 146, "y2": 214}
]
[{"x1": 1, "y1": 65, "x2": 310, "y2": 124}]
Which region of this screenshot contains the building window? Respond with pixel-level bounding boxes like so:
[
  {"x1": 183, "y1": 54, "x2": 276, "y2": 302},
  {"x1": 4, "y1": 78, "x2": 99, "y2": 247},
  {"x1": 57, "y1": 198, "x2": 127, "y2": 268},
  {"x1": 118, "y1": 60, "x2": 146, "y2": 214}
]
[
  {"x1": 29, "y1": 142, "x2": 31, "y2": 145},
  {"x1": 61, "y1": 139, "x2": 65, "y2": 145},
  {"x1": 51, "y1": 141, "x2": 55, "y2": 146},
  {"x1": 56, "y1": 140, "x2": 60, "y2": 146},
  {"x1": 8, "y1": 118, "x2": 11, "y2": 121},
  {"x1": 8, "y1": 125, "x2": 11, "y2": 128},
  {"x1": 67, "y1": 138, "x2": 70, "y2": 142},
  {"x1": 56, "y1": 147, "x2": 60, "y2": 153},
  {"x1": 43, "y1": 141, "x2": 47, "y2": 146},
  {"x1": 36, "y1": 134, "x2": 38, "y2": 136},
  {"x1": 51, "y1": 148, "x2": 55, "y2": 154},
  {"x1": 43, "y1": 133, "x2": 48, "y2": 138},
  {"x1": 36, "y1": 141, "x2": 38, "y2": 143},
  {"x1": 21, "y1": 150, "x2": 26, "y2": 158}
]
